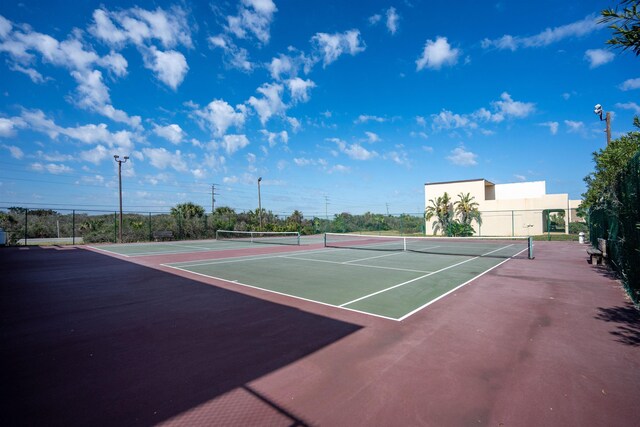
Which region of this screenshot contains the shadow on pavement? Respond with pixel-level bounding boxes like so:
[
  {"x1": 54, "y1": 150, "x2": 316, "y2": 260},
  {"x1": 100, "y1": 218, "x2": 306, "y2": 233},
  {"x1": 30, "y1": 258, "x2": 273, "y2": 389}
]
[
  {"x1": 1, "y1": 246, "x2": 361, "y2": 426},
  {"x1": 595, "y1": 302, "x2": 640, "y2": 347}
]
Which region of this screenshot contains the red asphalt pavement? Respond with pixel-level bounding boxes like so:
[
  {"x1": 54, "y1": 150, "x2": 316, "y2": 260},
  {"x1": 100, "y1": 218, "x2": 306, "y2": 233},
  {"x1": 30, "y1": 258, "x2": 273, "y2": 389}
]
[{"x1": 1, "y1": 240, "x2": 638, "y2": 426}]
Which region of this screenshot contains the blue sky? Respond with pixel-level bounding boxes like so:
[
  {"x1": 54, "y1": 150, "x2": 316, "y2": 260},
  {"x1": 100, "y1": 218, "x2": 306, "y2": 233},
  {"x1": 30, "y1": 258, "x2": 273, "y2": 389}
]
[{"x1": 0, "y1": 0, "x2": 637, "y2": 216}]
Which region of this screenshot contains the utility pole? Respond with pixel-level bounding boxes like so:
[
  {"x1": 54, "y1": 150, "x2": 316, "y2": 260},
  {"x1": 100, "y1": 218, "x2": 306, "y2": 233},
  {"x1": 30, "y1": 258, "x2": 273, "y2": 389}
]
[
  {"x1": 114, "y1": 155, "x2": 129, "y2": 243},
  {"x1": 258, "y1": 177, "x2": 262, "y2": 231},
  {"x1": 324, "y1": 195, "x2": 329, "y2": 221},
  {"x1": 211, "y1": 183, "x2": 219, "y2": 213},
  {"x1": 386, "y1": 203, "x2": 390, "y2": 216}
]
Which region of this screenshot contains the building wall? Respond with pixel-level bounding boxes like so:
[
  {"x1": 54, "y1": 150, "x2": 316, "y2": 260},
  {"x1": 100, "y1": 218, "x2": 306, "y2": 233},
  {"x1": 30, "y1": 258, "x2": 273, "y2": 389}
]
[
  {"x1": 424, "y1": 179, "x2": 580, "y2": 236},
  {"x1": 494, "y1": 181, "x2": 545, "y2": 200}
]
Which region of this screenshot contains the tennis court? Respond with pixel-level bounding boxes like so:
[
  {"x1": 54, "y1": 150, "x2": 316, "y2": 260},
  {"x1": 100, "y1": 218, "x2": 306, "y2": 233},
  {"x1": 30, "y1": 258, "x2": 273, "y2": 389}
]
[{"x1": 162, "y1": 233, "x2": 533, "y2": 320}]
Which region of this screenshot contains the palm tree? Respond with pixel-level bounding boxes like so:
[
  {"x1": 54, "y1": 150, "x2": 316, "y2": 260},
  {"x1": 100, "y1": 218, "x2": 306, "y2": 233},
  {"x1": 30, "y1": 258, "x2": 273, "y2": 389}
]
[
  {"x1": 425, "y1": 192, "x2": 453, "y2": 235},
  {"x1": 170, "y1": 202, "x2": 205, "y2": 219},
  {"x1": 454, "y1": 192, "x2": 482, "y2": 226}
]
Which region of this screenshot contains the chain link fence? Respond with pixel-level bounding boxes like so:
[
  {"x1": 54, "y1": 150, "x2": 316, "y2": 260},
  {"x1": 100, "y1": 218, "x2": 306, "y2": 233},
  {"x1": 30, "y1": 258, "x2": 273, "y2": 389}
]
[{"x1": 588, "y1": 149, "x2": 640, "y2": 304}]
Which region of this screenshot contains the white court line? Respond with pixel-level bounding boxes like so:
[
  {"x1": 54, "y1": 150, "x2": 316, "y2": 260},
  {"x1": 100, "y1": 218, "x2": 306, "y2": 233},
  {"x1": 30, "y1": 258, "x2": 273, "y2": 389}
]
[
  {"x1": 339, "y1": 244, "x2": 515, "y2": 308},
  {"x1": 282, "y1": 254, "x2": 431, "y2": 274},
  {"x1": 342, "y1": 251, "x2": 405, "y2": 264},
  {"x1": 162, "y1": 263, "x2": 400, "y2": 321},
  {"x1": 167, "y1": 247, "x2": 346, "y2": 268},
  {"x1": 88, "y1": 245, "x2": 131, "y2": 257}
]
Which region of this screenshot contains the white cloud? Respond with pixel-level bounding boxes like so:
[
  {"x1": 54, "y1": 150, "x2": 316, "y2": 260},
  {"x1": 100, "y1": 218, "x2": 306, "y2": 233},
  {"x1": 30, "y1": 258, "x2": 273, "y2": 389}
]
[
  {"x1": 142, "y1": 147, "x2": 187, "y2": 171},
  {"x1": 9, "y1": 63, "x2": 48, "y2": 83},
  {"x1": 332, "y1": 138, "x2": 378, "y2": 160},
  {"x1": 311, "y1": 29, "x2": 366, "y2": 66},
  {"x1": 329, "y1": 164, "x2": 350, "y2": 174},
  {"x1": 514, "y1": 174, "x2": 526, "y2": 181},
  {"x1": 225, "y1": 0, "x2": 277, "y2": 44},
  {"x1": 491, "y1": 92, "x2": 535, "y2": 118},
  {"x1": 364, "y1": 131, "x2": 380, "y2": 143},
  {"x1": 287, "y1": 77, "x2": 315, "y2": 103},
  {"x1": 260, "y1": 129, "x2": 288, "y2": 147},
  {"x1": 286, "y1": 116, "x2": 301, "y2": 132},
  {"x1": 416, "y1": 116, "x2": 427, "y2": 127},
  {"x1": 293, "y1": 157, "x2": 313, "y2": 166},
  {"x1": 191, "y1": 168, "x2": 206, "y2": 179},
  {"x1": 481, "y1": 15, "x2": 600, "y2": 51},
  {"x1": 615, "y1": 102, "x2": 640, "y2": 114},
  {"x1": 564, "y1": 120, "x2": 585, "y2": 133},
  {"x1": 80, "y1": 144, "x2": 110, "y2": 164},
  {"x1": 384, "y1": 148, "x2": 409, "y2": 166},
  {"x1": 369, "y1": 14, "x2": 381, "y2": 25},
  {"x1": 619, "y1": 77, "x2": 640, "y2": 91},
  {"x1": 447, "y1": 147, "x2": 477, "y2": 166},
  {"x1": 89, "y1": 7, "x2": 192, "y2": 49},
  {"x1": 195, "y1": 99, "x2": 247, "y2": 137},
  {"x1": 89, "y1": 7, "x2": 191, "y2": 89},
  {"x1": 267, "y1": 54, "x2": 294, "y2": 80},
  {"x1": 431, "y1": 93, "x2": 534, "y2": 133},
  {"x1": 153, "y1": 124, "x2": 185, "y2": 144},
  {"x1": 0, "y1": 18, "x2": 140, "y2": 127},
  {"x1": 432, "y1": 110, "x2": 475, "y2": 131},
  {"x1": 143, "y1": 46, "x2": 188, "y2": 89},
  {"x1": 416, "y1": 36, "x2": 460, "y2": 71},
  {"x1": 220, "y1": 134, "x2": 250, "y2": 155},
  {"x1": 19, "y1": 109, "x2": 137, "y2": 150},
  {"x1": 355, "y1": 114, "x2": 386, "y2": 124},
  {"x1": 30, "y1": 162, "x2": 73, "y2": 174},
  {"x1": 584, "y1": 49, "x2": 615, "y2": 68},
  {"x1": 247, "y1": 83, "x2": 286, "y2": 124},
  {"x1": 3, "y1": 144, "x2": 24, "y2": 159},
  {"x1": 0, "y1": 15, "x2": 12, "y2": 38},
  {"x1": 386, "y1": 7, "x2": 399, "y2": 35},
  {"x1": 209, "y1": 35, "x2": 253, "y2": 72},
  {"x1": 472, "y1": 107, "x2": 504, "y2": 123},
  {"x1": 539, "y1": 121, "x2": 559, "y2": 135},
  {"x1": 223, "y1": 175, "x2": 239, "y2": 184},
  {"x1": 0, "y1": 116, "x2": 25, "y2": 137}
]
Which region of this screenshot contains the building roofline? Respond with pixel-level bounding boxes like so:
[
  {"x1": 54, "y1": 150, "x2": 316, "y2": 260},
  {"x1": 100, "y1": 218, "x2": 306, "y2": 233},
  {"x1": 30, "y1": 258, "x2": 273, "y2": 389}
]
[{"x1": 424, "y1": 178, "x2": 494, "y2": 186}]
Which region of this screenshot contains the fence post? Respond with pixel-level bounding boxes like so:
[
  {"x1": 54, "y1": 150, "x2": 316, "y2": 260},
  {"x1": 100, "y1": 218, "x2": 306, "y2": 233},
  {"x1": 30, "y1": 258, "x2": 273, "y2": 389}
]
[
  {"x1": 512, "y1": 210, "x2": 515, "y2": 237},
  {"x1": 24, "y1": 209, "x2": 28, "y2": 246},
  {"x1": 114, "y1": 212, "x2": 117, "y2": 243},
  {"x1": 148, "y1": 212, "x2": 152, "y2": 241},
  {"x1": 72, "y1": 210, "x2": 75, "y2": 245}
]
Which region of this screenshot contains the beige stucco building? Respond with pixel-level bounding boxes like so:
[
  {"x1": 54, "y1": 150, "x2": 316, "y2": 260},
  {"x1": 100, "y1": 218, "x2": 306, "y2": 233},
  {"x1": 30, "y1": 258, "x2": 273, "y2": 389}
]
[{"x1": 424, "y1": 179, "x2": 582, "y2": 236}]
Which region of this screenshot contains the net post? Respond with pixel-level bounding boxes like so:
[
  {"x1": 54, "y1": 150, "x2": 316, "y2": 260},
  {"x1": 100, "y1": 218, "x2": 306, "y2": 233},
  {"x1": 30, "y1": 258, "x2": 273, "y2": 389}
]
[
  {"x1": 403, "y1": 236, "x2": 407, "y2": 251},
  {"x1": 528, "y1": 236, "x2": 534, "y2": 259},
  {"x1": 296, "y1": 232, "x2": 300, "y2": 246},
  {"x1": 324, "y1": 233, "x2": 327, "y2": 247}
]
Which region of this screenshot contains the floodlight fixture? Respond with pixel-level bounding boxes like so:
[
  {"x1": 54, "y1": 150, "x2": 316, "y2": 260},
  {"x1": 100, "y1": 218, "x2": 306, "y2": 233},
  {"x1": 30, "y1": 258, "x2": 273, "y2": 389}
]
[{"x1": 592, "y1": 103, "x2": 611, "y2": 145}]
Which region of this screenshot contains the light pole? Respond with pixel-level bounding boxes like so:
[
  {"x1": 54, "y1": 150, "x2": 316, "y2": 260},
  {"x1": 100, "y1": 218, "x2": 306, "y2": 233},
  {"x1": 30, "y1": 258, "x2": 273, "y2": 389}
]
[
  {"x1": 593, "y1": 104, "x2": 611, "y2": 145},
  {"x1": 114, "y1": 155, "x2": 129, "y2": 243},
  {"x1": 257, "y1": 177, "x2": 262, "y2": 231}
]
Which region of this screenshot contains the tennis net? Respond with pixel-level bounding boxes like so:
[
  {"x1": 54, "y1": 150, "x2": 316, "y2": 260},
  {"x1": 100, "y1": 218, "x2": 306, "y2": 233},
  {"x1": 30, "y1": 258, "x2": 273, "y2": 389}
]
[
  {"x1": 216, "y1": 230, "x2": 301, "y2": 245},
  {"x1": 324, "y1": 233, "x2": 534, "y2": 259}
]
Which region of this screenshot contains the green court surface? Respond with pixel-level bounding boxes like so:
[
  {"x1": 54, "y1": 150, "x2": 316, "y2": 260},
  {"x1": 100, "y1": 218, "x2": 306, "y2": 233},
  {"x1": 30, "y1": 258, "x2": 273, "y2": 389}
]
[{"x1": 164, "y1": 247, "x2": 519, "y2": 321}]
